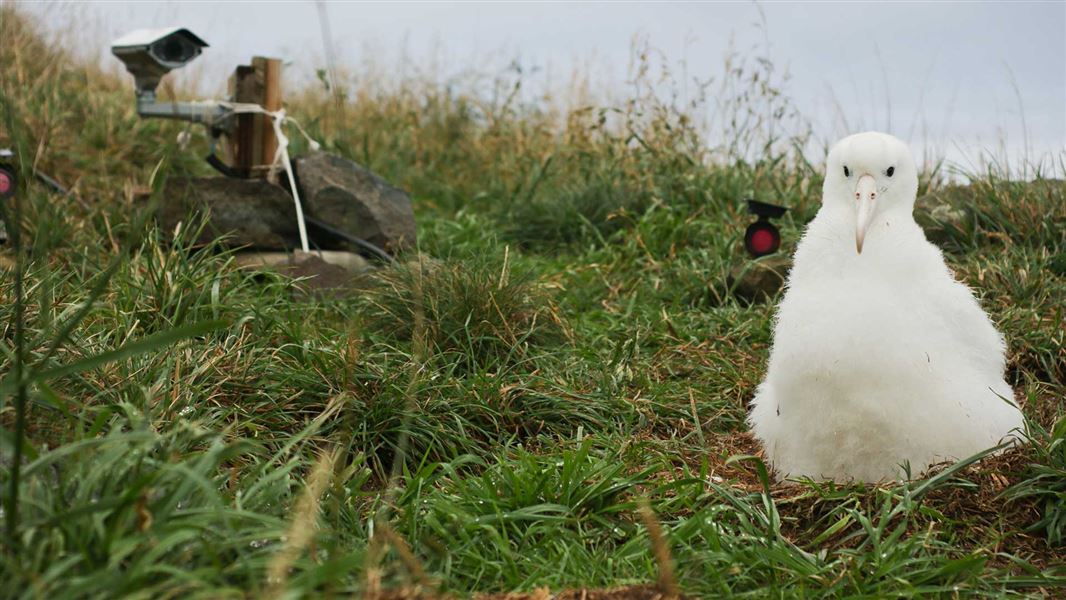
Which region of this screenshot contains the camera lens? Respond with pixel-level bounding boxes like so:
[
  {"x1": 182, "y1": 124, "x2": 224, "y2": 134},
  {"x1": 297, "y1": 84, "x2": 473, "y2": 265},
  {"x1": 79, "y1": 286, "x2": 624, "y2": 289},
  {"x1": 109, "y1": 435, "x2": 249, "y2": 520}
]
[
  {"x1": 162, "y1": 38, "x2": 185, "y2": 61},
  {"x1": 152, "y1": 36, "x2": 192, "y2": 64}
]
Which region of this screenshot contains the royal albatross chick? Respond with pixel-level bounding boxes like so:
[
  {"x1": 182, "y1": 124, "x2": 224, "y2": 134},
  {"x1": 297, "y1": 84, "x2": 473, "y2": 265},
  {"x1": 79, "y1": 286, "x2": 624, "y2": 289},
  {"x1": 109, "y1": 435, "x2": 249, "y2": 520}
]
[{"x1": 749, "y1": 131, "x2": 1024, "y2": 483}]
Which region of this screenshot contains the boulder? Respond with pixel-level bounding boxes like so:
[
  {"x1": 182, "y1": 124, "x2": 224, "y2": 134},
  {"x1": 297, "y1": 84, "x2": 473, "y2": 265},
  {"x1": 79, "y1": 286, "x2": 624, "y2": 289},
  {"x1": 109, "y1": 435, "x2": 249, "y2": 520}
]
[
  {"x1": 160, "y1": 177, "x2": 301, "y2": 249},
  {"x1": 293, "y1": 152, "x2": 417, "y2": 254}
]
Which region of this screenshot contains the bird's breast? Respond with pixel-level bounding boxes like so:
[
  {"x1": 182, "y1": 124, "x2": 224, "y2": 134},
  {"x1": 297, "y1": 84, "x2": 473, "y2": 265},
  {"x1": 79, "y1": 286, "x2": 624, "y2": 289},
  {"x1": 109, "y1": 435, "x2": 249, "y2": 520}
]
[{"x1": 769, "y1": 277, "x2": 944, "y2": 385}]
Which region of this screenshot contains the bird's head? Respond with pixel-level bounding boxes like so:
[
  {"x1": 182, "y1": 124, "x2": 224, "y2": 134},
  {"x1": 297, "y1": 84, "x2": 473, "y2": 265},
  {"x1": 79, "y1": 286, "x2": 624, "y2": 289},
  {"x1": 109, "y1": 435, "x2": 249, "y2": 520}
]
[{"x1": 824, "y1": 132, "x2": 919, "y2": 254}]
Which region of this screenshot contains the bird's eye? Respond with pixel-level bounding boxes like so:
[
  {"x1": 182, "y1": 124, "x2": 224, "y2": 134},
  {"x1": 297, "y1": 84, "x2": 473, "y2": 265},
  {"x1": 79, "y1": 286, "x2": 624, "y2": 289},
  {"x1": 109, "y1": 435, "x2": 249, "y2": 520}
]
[
  {"x1": 843, "y1": 166, "x2": 851, "y2": 177},
  {"x1": 886, "y1": 166, "x2": 895, "y2": 177}
]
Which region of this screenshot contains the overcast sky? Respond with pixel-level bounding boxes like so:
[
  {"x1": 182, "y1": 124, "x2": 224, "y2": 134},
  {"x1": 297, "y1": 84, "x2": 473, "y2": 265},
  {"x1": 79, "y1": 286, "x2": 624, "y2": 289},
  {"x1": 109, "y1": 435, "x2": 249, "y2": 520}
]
[{"x1": 20, "y1": 1, "x2": 1066, "y2": 172}]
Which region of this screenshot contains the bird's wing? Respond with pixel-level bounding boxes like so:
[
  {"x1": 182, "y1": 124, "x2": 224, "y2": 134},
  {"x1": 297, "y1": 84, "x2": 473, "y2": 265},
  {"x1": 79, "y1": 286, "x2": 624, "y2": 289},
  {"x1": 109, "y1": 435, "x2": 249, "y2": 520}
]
[{"x1": 926, "y1": 259, "x2": 1007, "y2": 376}]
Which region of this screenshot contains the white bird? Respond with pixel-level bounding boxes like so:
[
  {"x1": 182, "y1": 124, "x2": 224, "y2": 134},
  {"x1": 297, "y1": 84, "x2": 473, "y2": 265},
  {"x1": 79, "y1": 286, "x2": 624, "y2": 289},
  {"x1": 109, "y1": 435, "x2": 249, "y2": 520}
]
[{"x1": 749, "y1": 132, "x2": 1025, "y2": 483}]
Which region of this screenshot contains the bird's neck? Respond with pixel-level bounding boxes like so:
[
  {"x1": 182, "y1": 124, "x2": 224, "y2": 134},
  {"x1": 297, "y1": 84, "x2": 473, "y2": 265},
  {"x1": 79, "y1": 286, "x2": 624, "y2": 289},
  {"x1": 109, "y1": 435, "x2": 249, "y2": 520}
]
[
  {"x1": 818, "y1": 202, "x2": 919, "y2": 240},
  {"x1": 795, "y1": 203, "x2": 929, "y2": 278}
]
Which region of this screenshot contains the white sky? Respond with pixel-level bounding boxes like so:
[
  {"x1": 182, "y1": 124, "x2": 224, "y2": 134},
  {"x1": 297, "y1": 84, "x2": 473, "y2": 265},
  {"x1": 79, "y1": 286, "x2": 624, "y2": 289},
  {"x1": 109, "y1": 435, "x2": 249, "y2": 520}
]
[{"x1": 18, "y1": 1, "x2": 1066, "y2": 172}]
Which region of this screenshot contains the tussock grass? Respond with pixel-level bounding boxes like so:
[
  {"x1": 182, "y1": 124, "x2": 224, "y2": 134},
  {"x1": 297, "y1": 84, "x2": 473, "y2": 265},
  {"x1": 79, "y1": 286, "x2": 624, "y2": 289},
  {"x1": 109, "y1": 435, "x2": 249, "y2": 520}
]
[
  {"x1": 1, "y1": 5, "x2": 1064, "y2": 598},
  {"x1": 361, "y1": 251, "x2": 564, "y2": 373}
]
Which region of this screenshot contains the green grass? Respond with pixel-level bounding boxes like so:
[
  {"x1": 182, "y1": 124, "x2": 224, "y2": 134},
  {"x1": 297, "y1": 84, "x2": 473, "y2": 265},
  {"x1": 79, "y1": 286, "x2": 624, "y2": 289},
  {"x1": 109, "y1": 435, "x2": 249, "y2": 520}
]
[{"x1": 1, "y1": 7, "x2": 1064, "y2": 599}]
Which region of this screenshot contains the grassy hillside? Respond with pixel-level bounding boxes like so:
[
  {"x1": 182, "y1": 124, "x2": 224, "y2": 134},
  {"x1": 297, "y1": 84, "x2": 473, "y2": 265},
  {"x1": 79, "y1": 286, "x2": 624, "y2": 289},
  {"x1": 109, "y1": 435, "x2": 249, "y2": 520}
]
[{"x1": 1, "y1": 8, "x2": 1063, "y2": 598}]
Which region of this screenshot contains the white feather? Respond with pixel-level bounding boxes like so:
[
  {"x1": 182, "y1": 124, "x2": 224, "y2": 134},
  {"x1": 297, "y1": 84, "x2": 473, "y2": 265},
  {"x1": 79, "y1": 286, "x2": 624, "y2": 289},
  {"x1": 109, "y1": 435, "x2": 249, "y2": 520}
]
[{"x1": 749, "y1": 132, "x2": 1025, "y2": 483}]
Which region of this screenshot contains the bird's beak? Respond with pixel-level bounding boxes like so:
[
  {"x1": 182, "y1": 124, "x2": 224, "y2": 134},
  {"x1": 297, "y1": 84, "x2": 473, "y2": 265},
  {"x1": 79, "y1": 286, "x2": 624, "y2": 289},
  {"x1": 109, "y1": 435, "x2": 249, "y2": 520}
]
[{"x1": 854, "y1": 174, "x2": 878, "y2": 254}]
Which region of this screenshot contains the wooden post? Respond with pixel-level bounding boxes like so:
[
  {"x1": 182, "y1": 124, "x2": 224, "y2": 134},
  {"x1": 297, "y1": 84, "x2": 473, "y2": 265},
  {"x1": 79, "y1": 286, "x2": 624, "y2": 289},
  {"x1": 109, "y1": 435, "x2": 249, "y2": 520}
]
[
  {"x1": 227, "y1": 65, "x2": 256, "y2": 178},
  {"x1": 258, "y1": 57, "x2": 282, "y2": 172},
  {"x1": 227, "y1": 56, "x2": 283, "y2": 179}
]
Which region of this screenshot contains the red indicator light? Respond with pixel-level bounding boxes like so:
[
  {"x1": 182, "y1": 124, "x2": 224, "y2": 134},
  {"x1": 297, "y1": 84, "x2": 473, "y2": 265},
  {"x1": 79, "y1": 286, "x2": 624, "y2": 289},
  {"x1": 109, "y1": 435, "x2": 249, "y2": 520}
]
[
  {"x1": 745, "y1": 222, "x2": 781, "y2": 257},
  {"x1": 750, "y1": 228, "x2": 776, "y2": 254}
]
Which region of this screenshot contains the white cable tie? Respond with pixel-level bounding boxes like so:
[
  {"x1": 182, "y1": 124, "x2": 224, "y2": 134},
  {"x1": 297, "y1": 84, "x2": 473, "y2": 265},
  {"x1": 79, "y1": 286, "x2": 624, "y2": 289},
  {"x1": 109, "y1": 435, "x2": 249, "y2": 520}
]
[
  {"x1": 271, "y1": 108, "x2": 310, "y2": 253},
  {"x1": 213, "y1": 100, "x2": 318, "y2": 253}
]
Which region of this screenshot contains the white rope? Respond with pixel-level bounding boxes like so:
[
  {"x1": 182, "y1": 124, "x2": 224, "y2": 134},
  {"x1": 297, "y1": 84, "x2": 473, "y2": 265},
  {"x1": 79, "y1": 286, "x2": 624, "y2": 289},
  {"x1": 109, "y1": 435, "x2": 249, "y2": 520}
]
[{"x1": 218, "y1": 101, "x2": 321, "y2": 253}]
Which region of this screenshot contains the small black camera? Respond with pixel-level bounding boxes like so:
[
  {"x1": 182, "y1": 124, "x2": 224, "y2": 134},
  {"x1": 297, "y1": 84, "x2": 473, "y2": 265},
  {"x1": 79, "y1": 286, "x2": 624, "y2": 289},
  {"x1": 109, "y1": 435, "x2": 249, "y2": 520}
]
[{"x1": 744, "y1": 199, "x2": 787, "y2": 258}]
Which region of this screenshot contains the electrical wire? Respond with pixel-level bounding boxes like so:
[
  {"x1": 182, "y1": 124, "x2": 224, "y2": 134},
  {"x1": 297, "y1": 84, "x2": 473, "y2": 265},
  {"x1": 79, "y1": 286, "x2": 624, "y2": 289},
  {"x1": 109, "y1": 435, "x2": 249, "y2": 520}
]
[
  {"x1": 304, "y1": 215, "x2": 395, "y2": 264},
  {"x1": 34, "y1": 171, "x2": 69, "y2": 195}
]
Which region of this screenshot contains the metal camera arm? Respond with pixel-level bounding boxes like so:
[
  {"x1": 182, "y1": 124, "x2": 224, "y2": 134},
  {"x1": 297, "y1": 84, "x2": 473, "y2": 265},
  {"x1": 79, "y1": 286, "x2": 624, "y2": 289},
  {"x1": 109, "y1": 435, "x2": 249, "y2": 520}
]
[{"x1": 134, "y1": 90, "x2": 235, "y2": 132}]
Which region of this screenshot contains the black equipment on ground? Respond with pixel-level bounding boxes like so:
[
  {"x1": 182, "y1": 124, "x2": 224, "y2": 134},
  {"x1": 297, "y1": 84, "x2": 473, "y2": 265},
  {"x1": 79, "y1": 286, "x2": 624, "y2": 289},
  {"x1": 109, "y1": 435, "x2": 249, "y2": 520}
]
[{"x1": 744, "y1": 199, "x2": 788, "y2": 258}]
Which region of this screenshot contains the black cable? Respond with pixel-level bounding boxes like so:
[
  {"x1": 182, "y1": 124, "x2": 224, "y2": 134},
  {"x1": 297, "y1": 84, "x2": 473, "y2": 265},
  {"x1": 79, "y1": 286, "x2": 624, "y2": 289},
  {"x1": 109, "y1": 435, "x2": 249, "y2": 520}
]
[
  {"x1": 205, "y1": 153, "x2": 243, "y2": 178},
  {"x1": 33, "y1": 171, "x2": 68, "y2": 195},
  {"x1": 1, "y1": 169, "x2": 73, "y2": 197},
  {"x1": 304, "y1": 215, "x2": 395, "y2": 264}
]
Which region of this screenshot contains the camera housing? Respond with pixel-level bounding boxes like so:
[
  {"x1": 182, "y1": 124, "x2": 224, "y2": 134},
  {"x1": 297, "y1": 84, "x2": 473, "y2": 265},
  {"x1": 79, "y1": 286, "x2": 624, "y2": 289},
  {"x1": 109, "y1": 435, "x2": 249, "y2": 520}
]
[
  {"x1": 111, "y1": 28, "x2": 230, "y2": 130},
  {"x1": 111, "y1": 28, "x2": 208, "y2": 99},
  {"x1": 744, "y1": 199, "x2": 788, "y2": 257}
]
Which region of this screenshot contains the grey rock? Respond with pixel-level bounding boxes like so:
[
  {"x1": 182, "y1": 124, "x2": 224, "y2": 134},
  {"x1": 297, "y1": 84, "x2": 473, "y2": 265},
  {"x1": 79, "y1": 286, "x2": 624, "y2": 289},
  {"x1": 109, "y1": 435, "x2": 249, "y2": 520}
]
[
  {"x1": 235, "y1": 250, "x2": 373, "y2": 298},
  {"x1": 283, "y1": 253, "x2": 364, "y2": 298},
  {"x1": 160, "y1": 177, "x2": 302, "y2": 249},
  {"x1": 294, "y1": 151, "x2": 417, "y2": 254},
  {"x1": 728, "y1": 255, "x2": 792, "y2": 304},
  {"x1": 305, "y1": 250, "x2": 372, "y2": 272},
  {"x1": 234, "y1": 250, "x2": 371, "y2": 273},
  {"x1": 232, "y1": 250, "x2": 296, "y2": 269}
]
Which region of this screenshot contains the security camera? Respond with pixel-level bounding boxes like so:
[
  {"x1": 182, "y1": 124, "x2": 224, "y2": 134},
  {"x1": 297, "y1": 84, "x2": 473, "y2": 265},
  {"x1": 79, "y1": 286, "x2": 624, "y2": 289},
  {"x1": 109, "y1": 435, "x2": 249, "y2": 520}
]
[
  {"x1": 111, "y1": 28, "x2": 230, "y2": 130},
  {"x1": 111, "y1": 28, "x2": 208, "y2": 99}
]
